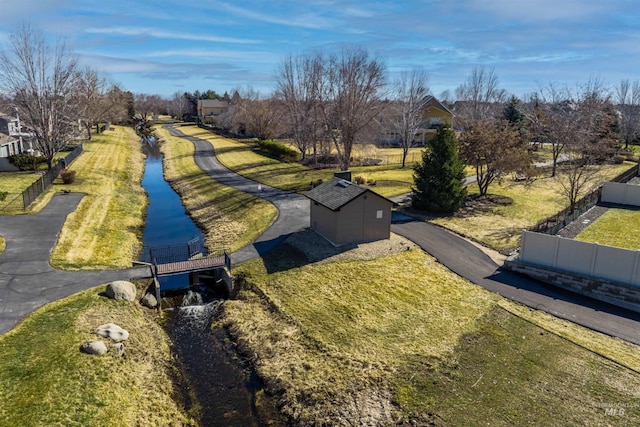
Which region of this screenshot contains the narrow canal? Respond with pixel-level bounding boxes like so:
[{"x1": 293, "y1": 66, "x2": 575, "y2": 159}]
[{"x1": 139, "y1": 135, "x2": 283, "y2": 426}]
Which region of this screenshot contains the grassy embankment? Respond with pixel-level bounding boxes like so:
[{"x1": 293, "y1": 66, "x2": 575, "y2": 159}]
[
  {"x1": 0, "y1": 127, "x2": 145, "y2": 267},
  {"x1": 153, "y1": 125, "x2": 277, "y2": 252},
  {"x1": 47, "y1": 126, "x2": 147, "y2": 270},
  {"x1": 0, "y1": 284, "x2": 196, "y2": 426},
  {"x1": 223, "y1": 241, "x2": 640, "y2": 425}
]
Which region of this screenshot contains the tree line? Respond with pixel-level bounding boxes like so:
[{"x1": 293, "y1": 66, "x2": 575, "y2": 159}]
[{"x1": 1, "y1": 24, "x2": 637, "y2": 214}]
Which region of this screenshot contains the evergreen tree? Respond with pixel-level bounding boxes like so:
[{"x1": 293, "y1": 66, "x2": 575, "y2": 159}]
[{"x1": 412, "y1": 125, "x2": 467, "y2": 212}]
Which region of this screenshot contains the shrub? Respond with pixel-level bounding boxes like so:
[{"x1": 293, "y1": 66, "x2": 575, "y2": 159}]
[
  {"x1": 60, "y1": 169, "x2": 76, "y2": 184},
  {"x1": 0, "y1": 191, "x2": 7, "y2": 201},
  {"x1": 257, "y1": 140, "x2": 299, "y2": 161},
  {"x1": 354, "y1": 175, "x2": 367, "y2": 185},
  {"x1": 7, "y1": 153, "x2": 46, "y2": 171}
]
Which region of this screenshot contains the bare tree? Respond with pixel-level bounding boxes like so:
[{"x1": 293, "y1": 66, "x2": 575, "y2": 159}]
[
  {"x1": 459, "y1": 119, "x2": 531, "y2": 196},
  {"x1": 315, "y1": 47, "x2": 386, "y2": 170},
  {"x1": 555, "y1": 159, "x2": 601, "y2": 213},
  {"x1": 615, "y1": 79, "x2": 640, "y2": 149},
  {"x1": 389, "y1": 68, "x2": 430, "y2": 168},
  {"x1": 133, "y1": 93, "x2": 165, "y2": 122},
  {"x1": 455, "y1": 66, "x2": 506, "y2": 124},
  {"x1": 275, "y1": 54, "x2": 324, "y2": 161},
  {"x1": 235, "y1": 88, "x2": 281, "y2": 141},
  {"x1": 0, "y1": 24, "x2": 79, "y2": 168},
  {"x1": 167, "y1": 92, "x2": 190, "y2": 120},
  {"x1": 76, "y1": 67, "x2": 124, "y2": 139}
]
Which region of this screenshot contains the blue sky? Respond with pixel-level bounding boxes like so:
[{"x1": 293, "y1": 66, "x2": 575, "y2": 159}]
[{"x1": 1, "y1": 0, "x2": 639, "y2": 98}]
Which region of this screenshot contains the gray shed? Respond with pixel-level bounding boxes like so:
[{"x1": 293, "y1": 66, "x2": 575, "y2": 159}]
[{"x1": 306, "y1": 177, "x2": 393, "y2": 245}]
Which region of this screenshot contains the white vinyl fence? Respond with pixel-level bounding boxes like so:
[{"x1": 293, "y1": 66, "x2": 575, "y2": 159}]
[
  {"x1": 601, "y1": 182, "x2": 640, "y2": 206},
  {"x1": 520, "y1": 231, "x2": 640, "y2": 287}
]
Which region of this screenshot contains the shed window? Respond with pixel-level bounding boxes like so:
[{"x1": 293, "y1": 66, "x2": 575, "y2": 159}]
[{"x1": 376, "y1": 209, "x2": 383, "y2": 219}]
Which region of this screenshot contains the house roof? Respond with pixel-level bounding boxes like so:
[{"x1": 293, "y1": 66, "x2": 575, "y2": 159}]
[
  {"x1": 305, "y1": 177, "x2": 393, "y2": 211},
  {"x1": 423, "y1": 95, "x2": 454, "y2": 116},
  {"x1": 197, "y1": 99, "x2": 229, "y2": 108}
]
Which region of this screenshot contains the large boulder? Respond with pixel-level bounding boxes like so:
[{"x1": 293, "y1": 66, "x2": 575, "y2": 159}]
[
  {"x1": 80, "y1": 340, "x2": 108, "y2": 355},
  {"x1": 105, "y1": 280, "x2": 137, "y2": 301},
  {"x1": 95, "y1": 323, "x2": 129, "y2": 342},
  {"x1": 140, "y1": 292, "x2": 158, "y2": 309}
]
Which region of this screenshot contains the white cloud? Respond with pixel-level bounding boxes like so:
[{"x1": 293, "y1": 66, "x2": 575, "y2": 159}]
[{"x1": 84, "y1": 26, "x2": 261, "y2": 44}]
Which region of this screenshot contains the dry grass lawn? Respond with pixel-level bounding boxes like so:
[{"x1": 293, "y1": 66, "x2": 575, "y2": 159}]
[
  {"x1": 0, "y1": 284, "x2": 196, "y2": 426},
  {"x1": 49, "y1": 126, "x2": 147, "y2": 270},
  {"x1": 222, "y1": 235, "x2": 640, "y2": 425},
  {"x1": 575, "y1": 207, "x2": 640, "y2": 249}
]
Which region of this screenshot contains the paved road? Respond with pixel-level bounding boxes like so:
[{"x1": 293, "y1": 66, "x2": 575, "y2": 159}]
[{"x1": 0, "y1": 193, "x2": 147, "y2": 334}]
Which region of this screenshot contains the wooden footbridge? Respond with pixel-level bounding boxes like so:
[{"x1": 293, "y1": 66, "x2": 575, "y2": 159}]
[
  {"x1": 138, "y1": 238, "x2": 232, "y2": 310},
  {"x1": 140, "y1": 238, "x2": 231, "y2": 277}
]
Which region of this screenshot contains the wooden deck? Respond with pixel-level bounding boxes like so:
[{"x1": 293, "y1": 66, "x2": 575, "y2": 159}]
[{"x1": 155, "y1": 255, "x2": 227, "y2": 276}]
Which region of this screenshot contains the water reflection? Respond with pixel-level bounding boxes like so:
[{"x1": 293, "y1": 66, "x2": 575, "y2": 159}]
[{"x1": 140, "y1": 136, "x2": 204, "y2": 289}]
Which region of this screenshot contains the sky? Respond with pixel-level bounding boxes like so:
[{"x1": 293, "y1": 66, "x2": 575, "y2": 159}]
[{"x1": 0, "y1": 0, "x2": 639, "y2": 99}]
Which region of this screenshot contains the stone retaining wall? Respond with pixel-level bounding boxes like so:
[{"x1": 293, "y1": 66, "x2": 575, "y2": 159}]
[{"x1": 504, "y1": 256, "x2": 640, "y2": 314}]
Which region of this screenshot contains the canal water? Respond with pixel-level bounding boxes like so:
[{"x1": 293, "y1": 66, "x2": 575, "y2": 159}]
[
  {"x1": 140, "y1": 137, "x2": 203, "y2": 290},
  {"x1": 139, "y1": 136, "x2": 284, "y2": 426}
]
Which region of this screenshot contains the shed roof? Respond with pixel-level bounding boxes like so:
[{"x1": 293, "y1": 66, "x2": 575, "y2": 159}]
[{"x1": 306, "y1": 177, "x2": 393, "y2": 211}]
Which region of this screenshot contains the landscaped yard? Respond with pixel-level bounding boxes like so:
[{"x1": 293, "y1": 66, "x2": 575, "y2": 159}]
[
  {"x1": 0, "y1": 284, "x2": 196, "y2": 426},
  {"x1": 432, "y1": 162, "x2": 638, "y2": 252},
  {"x1": 223, "y1": 232, "x2": 640, "y2": 425},
  {"x1": 0, "y1": 171, "x2": 42, "y2": 212},
  {"x1": 576, "y1": 207, "x2": 640, "y2": 250}
]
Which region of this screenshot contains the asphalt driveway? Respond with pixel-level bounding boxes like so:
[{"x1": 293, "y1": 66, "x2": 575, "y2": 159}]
[{"x1": 0, "y1": 193, "x2": 147, "y2": 334}]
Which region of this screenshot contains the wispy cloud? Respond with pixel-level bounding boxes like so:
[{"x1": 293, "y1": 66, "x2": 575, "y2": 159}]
[
  {"x1": 84, "y1": 26, "x2": 261, "y2": 44},
  {"x1": 217, "y1": 2, "x2": 336, "y2": 30}
]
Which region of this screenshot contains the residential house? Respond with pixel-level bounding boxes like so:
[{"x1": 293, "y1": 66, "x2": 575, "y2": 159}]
[
  {"x1": 0, "y1": 114, "x2": 27, "y2": 171},
  {"x1": 306, "y1": 177, "x2": 393, "y2": 245},
  {"x1": 197, "y1": 99, "x2": 230, "y2": 125},
  {"x1": 379, "y1": 95, "x2": 454, "y2": 146}
]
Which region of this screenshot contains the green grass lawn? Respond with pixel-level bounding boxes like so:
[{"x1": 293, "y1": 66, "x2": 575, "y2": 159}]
[
  {"x1": 0, "y1": 171, "x2": 44, "y2": 213},
  {"x1": 224, "y1": 238, "x2": 640, "y2": 425},
  {"x1": 0, "y1": 284, "x2": 196, "y2": 426},
  {"x1": 48, "y1": 126, "x2": 147, "y2": 270},
  {"x1": 154, "y1": 126, "x2": 278, "y2": 252},
  {"x1": 575, "y1": 207, "x2": 640, "y2": 249}
]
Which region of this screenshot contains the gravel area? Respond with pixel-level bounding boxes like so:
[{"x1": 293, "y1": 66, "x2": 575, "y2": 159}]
[{"x1": 556, "y1": 205, "x2": 610, "y2": 239}]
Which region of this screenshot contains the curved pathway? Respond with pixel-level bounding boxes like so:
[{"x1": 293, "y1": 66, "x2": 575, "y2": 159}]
[
  {"x1": 164, "y1": 125, "x2": 310, "y2": 264},
  {"x1": 391, "y1": 222, "x2": 640, "y2": 345},
  {"x1": 0, "y1": 193, "x2": 147, "y2": 334}
]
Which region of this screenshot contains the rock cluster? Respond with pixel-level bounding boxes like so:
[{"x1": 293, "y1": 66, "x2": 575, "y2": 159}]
[{"x1": 80, "y1": 322, "x2": 130, "y2": 357}]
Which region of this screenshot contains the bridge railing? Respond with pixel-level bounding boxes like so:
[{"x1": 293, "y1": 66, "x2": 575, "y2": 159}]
[{"x1": 140, "y1": 238, "x2": 229, "y2": 268}]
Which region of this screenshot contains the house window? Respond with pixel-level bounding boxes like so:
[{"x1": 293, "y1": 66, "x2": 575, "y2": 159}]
[
  {"x1": 376, "y1": 210, "x2": 383, "y2": 219},
  {"x1": 429, "y1": 117, "x2": 445, "y2": 129}
]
